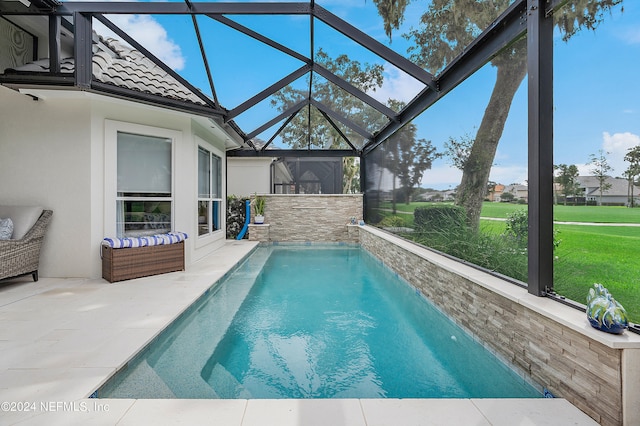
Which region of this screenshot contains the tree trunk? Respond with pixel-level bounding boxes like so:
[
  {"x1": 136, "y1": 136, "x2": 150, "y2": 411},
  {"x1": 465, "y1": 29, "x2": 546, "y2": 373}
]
[
  {"x1": 456, "y1": 56, "x2": 527, "y2": 231},
  {"x1": 392, "y1": 173, "x2": 397, "y2": 214}
]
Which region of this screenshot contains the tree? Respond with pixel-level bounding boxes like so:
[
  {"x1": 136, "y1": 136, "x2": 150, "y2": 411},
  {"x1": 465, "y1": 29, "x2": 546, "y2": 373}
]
[
  {"x1": 623, "y1": 145, "x2": 640, "y2": 207},
  {"x1": 270, "y1": 49, "x2": 386, "y2": 193},
  {"x1": 271, "y1": 48, "x2": 385, "y2": 150},
  {"x1": 443, "y1": 132, "x2": 474, "y2": 172},
  {"x1": 343, "y1": 157, "x2": 360, "y2": 193},
  {"x1": 500, "y1": 192, "x2": 515, "y2": 203},
  {"x1": 554, "y1": 164, "x2": 581, "y2": 205},
  {"x1": 385, "y1": 101, "x2": 439, "y2": 211},
  {"x1": 271, "y1": 52, "x2": 439, "y2": 202},
  {"x1": 388, "y1": 103, "x2": 439, "y2": 208},
  {"x1": 374, "y1": 0, "x2": 623, "y2": 230},
  {"x1": 588, "y1": 149, "x2": 612, "y2": 205}
]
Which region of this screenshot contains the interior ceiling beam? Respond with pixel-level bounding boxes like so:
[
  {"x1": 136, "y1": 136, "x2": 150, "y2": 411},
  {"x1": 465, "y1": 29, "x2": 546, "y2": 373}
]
[
  {"x1": 227, "y1": 149, "x2": 357, "y2": 158},
  {"x1": 245, "y1": 98, "x2": 309, "y2": 140},
  {"x1": 310, "y1": 99, "x2": 372, "y2": 140},
  {"x1": 261, "y1": 110, "x2": 300, "y2": 151},
  {"x1": 209, "y1": 15, "x2": 309, "y2": 64},
  {"x1": 312, "y1": 63, "x2": 397, "y2": 120},
  {"x1": 73, "y1": 11, "x2": 92, "y2": 88},
  {"x1": 187, "y1": 2, "x2": 220, "y2": 108},
  {"x1": 227, "y1": 64, "x2": 311, "y2": 120},
  {"x1": 363, "y1": 0, "x2": 527, "y2": 155},
  {"x1": 318, "y1": 109, "x2": 359, "y2": 153},
  {"x1": 48, "y1": 15, "x2": 61, "y2": 73},
  {"x1": 57, "y1": 2, "x2": 312, "y2": 15},
  {"x1": 312, "y1": 4, "x2": 436, "y2": 92}
]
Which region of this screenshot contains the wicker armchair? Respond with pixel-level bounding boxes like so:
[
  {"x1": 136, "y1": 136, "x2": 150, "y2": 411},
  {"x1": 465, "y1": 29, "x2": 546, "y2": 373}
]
[{"x1": 0, "y1": 209, "x2": 53, "y2": 282}]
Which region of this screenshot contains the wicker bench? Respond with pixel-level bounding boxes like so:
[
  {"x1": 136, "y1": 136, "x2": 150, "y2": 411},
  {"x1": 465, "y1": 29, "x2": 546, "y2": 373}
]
[{"x1": 101, "y1": 233, "x2": 187, "y2": 283}]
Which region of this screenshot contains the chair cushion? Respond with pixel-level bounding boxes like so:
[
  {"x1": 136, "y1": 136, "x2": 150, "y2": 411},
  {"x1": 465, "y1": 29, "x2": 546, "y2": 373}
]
[
  {"x1": 0, "y1": 206, "x2": 43, "y2": 240},
  {"x1": 0, "y1": 218, "x2": 13, "y2": 240}
]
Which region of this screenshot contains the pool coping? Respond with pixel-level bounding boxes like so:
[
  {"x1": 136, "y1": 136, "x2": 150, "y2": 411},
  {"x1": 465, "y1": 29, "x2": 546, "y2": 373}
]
[{"x1": 0, "y1": 239, "x2": 599, "y2": 425}]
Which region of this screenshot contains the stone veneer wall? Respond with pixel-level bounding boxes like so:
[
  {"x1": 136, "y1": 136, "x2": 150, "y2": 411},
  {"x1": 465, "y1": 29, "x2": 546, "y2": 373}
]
[
  {"x1": 248, "y1": 194, "x2": 362, "y2": 243},
  {"x1": 358, "y1": 226, "x2": 640, "y2": 426}
]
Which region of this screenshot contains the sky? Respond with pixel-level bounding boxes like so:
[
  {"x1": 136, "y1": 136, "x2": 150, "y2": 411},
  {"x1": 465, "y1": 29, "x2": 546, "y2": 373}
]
[{"x1": 87, "y1": 0, "x2": 640, "y2": 190}]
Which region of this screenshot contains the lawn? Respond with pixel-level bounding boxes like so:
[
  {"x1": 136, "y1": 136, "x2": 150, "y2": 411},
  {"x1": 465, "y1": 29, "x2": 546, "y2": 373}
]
[
  {"x1": 553, "y1": 225, "x2": 640, "y2": 323},
  {"x1": 375, "y1": 202, "x2": 640, "y2": 324},
  {"x1": 381, "y1": 201, "x2": 640, "y2": 223},
  {"x1": 480, "y1": 202, "x2": 640, "y2": 223},
  {"x1": 480, "y1": 219, "x2": 640, "y2": 323}
]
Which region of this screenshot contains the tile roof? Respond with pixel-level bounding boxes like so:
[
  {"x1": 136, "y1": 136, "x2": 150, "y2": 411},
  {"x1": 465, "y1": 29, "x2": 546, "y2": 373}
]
[{"x1": 6, "y1": 35, "x2": 208, "y2": 107}]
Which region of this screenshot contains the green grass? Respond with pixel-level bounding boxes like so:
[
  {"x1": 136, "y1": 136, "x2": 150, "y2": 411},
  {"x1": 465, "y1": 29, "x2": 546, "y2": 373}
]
[
  {"x1": 376, "y1": 202, "x2": 640, "y2": 324},
  {"x1": 480, "y1": 219, "x2": 640, "y2": 322},
  {"x1": 480, "y1": 202, "x2": 640, "y2": 223},
  {"x1": 382, "y1": 201, "x2": 640, "y2": 223},
  {"x1": 553, "y1": 225, "x2": 640, "y2": 324}
]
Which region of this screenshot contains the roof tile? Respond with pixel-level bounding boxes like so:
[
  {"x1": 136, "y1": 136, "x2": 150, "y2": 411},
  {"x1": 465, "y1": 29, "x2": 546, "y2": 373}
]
[{"x1": 6, "y1": 35, "x2": 208, "y2": 107}]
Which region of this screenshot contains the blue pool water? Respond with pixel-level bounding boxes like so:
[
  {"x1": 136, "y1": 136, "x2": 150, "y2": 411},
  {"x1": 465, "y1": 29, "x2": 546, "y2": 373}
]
[{"x1": 99, "y1": 245, "x2": 540, "y2": 399}]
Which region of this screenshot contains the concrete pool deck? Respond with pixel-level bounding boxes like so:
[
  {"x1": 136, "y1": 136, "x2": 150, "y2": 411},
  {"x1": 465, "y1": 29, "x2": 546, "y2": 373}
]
[{"x1": 0, "y1": 240, "x2": 598, "y2": 425}]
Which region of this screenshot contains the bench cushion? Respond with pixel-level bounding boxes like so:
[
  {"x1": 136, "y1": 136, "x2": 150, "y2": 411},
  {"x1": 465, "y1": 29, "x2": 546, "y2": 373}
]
[{"x1": 102, "y1": 232, "x2": 188, "y2": 249}]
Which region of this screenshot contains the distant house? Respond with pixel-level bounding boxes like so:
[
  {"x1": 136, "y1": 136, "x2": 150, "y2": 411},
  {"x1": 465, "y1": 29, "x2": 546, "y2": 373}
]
[
  {"x1": 487, "y1": 184, "x2": 505, "y2": 202},
  {"x1": 228, "y1": 156, "x2": 344, "y2": 196},
  {"x1": 500, "y1": 184, "x2": 529, "y2": 203},
  {"x1": 576, "y1": 176, "x2": 640, "y2": 206}
]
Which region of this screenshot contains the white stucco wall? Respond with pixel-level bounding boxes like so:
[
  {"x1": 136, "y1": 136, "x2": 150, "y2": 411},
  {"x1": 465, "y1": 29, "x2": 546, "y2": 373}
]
[
  {"x1": 227, "y1": 157, "x2": 273, "y2": 197},
  {"x1": 0, "y1": 86, "x2": 93, "y2": 277},
  {"x1": 0, "y1": 86, "x2": 231, "y2": 278}
]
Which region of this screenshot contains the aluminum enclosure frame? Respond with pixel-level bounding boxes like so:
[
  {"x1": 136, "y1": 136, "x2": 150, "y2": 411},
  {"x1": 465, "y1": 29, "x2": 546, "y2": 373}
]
[{"x1": 0, "y1": 0, "x2": 562, "y2": 296}]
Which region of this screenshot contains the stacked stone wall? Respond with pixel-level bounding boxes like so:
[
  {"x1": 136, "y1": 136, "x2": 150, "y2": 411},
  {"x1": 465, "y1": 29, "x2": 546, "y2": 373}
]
[
  {"x1": 359, "y1": 228, "x2": 624, "y2": 426},
  {"x1": 248, "y1": 194, "x2": 362, "y2": 243}
]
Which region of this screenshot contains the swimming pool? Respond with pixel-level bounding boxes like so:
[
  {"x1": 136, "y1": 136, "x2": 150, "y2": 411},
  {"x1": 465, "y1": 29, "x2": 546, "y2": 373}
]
[{"x1": 99, "y1": 245, "x2": 541, "y2": 399}]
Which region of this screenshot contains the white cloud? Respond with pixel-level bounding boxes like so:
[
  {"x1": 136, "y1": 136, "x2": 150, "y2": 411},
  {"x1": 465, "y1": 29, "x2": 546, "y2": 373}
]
[
  {"x1": 66, "y1": 1, "x2": 185, "y2": 71},
  {"x1": 368, "y1": 63, "x2": 425, "y2": 105},
  {"x1": 420, "y1": 165, "x2": 462, "y2": 190},
  {"x1": 601, "y1": 131, "x2": 640, "y2": 176},
  {"x1": 489, "y1": 165, "x2": 528, "y2": 186},
  {"x1": 622, "y1": 27, "x2": 640, "y2": 45},
  {"x1": 94, "y1": 15, "x2": 185, "y2": 71}
]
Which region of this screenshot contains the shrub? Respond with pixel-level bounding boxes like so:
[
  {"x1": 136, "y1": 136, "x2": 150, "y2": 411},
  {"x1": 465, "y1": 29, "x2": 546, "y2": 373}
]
[
  {"x1": 503, "y1": 209, "x2": 561, "y2": 252},
  {"x1": 504, "y1": 209, "x2": 528, "y2": 247},
  {"x1": 410, "y1": 222, "x2": 528, "y2": 282},
  {"x1": 226, "y1": 195, "x2": 250, "y2": 239},
  {"x1": 414, "y1": 205, "x2": 466, "y2": 232},
  {"x1": 377, "y1": 215, "x2": 407, "y2": 228}
]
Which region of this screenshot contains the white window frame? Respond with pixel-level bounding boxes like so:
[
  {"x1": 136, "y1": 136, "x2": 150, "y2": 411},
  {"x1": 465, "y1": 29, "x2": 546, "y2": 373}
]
[
  {"x1": 196, "y1": 138, "x2": 224, "y2": 239},
  {"x1": 104, "y1": 120, "x2": 180, "y2": 238}
]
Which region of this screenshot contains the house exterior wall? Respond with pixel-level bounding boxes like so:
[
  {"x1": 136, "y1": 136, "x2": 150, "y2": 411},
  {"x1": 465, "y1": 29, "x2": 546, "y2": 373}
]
[
  {"x1": 0, "y1": 86, "x2": 230, "y2": 278},
  {"x1": 227, "y1": 157, "x2": 272, "y2": 197},
  {"x1": 0, "y1": 86, "x2": 94, "y2": 277}
]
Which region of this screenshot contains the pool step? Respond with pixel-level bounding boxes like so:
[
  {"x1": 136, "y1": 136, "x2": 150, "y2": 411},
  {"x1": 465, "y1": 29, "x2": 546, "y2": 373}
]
[
  {"x1": 106, "y1": 360, "x2": 176, "y2": 398},
  {"x1": 206, "y1": 362, "x2": 251, "y2": 398}
]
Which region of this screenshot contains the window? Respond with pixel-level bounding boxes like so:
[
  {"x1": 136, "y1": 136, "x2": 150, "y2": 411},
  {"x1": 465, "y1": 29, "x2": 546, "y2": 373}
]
[
  {"x1": 116, "y1": 132, "x2": 173, "y2": 237},
  {"x1": 198, "y1": 146, "x2": 222, "y2": 236}
]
